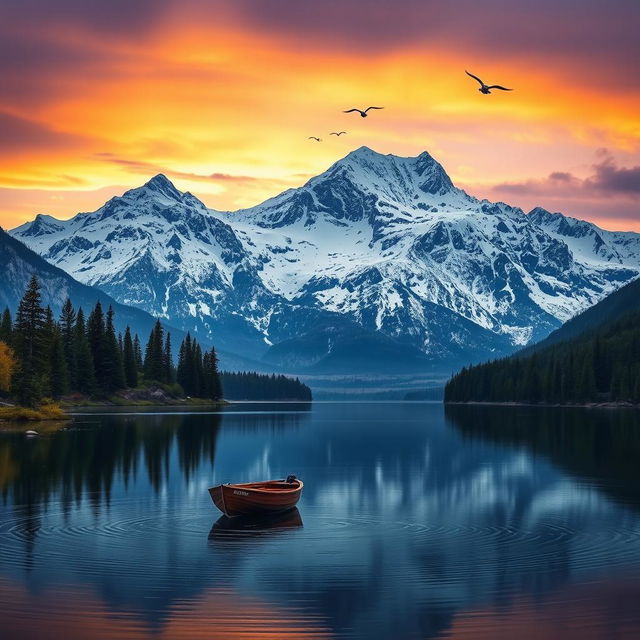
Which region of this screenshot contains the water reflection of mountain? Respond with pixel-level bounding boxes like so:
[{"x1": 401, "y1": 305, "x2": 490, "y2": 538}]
[
  {"x1": 1, "y1": 404, "x2": 639, "y2": 640},
  {"x1": 445, "y1": 404, "x2": 640, "y2": 512}
]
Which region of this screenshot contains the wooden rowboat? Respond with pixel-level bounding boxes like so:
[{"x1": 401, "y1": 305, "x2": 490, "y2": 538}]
[{"x1": 209, "y1": 475, "x2": 303, "y2": 517}]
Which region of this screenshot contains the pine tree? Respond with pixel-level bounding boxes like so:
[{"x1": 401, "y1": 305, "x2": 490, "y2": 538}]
[
  {"x1": 49, "y1": 325, "x2": 69, "y2": 398},
  {"x1": 133, "y1": 334, "x2": 143, "y2": 370},
  {"x1": 41, "y1": 306, "x2": 56, "y2": 396},
  {"x1": 104, "y1": 306, "x2": 125, "y2": 391},
  {"x1": 193, "y1": 340, "x2": 204, "y2": 396},
  {"x1": 87, "y1": 301, "x2": 106, "y2": 389},
  {"x1": 0, "y1": 308, "x2": 12, "y2": 345},
  {"x1": 12, "y1": 275, "x2": 46, "y2": 406},
  {"x1": 177, "y1": 333, "x2": 193, "y2": 395},
  {"x1": 144, "y1": 320, "x2": 165, "y2": 383},
  {"x1": 203, "y1": 347, "x2": 222, "y2": 400},
  {"x1": 123, "y1": 326, "x2": 138, "y2": 388},
  {"x1": 74, "y1": 308, "x2": 95, "y2": 395},
  {"x1": 163, "y1": 332, "x2": 173, "y2": 384},
  {"x1": 59, "y1": 298, "x2": 77, "y2": 389}
]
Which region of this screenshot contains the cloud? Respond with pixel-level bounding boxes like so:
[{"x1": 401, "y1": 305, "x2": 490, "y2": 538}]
[
  {"x1": 1, "y1": 1, "x2": 172, "y2": 36},
  {"x1": 493, "y1": 153, "x2": 640, "y2": 200},
  {"x1": 0, "y1": 112, "x2": 87, "y2": 154},
  {"x1": 585, "y1": 155, "x2": 640, "y2": 196},
  {"x1": 94, "y1": 154, "x2": 259, "y2": 184},
  {"x1": 225, "y1": 0, "x2": 640, "y2": 87}
]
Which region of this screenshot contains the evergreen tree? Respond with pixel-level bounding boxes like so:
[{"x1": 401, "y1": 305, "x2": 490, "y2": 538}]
[
  {"x1": 203, "y1": 347, "x2": 222, "y2": 400},
  {"x1": 144, "y1": 320, "x2": 165, "y2": 382},
  {"x1": 59, "y1": 298, "x2": 77, "y2": 389},
  {"x1": 0, "y1": 308, "x2": 12, "y2": 345},
  {"x1": 163, "y1": 332, "x2": 173, "y2": 384},
  {"x1": 74, "y1": 308, "x2": 95, "y2": 395},
  {"x1": 12, "y1": 275, "x2": 46, "y2": 406},
  {"x1": 87, "y1": 301, "x2": 106, "y2": 389},
  {"x1": 123, "y1": 326, "x2": 138, "y2": 388},
  {"x1": 219, "y1": 371, "x2": 311, "y2": 401},
  {"x1": 49, "y1": 325, "x2": 69, "y2": 398},
  {"x1": 41, "y1": 306, "x2": 55, "y2": 396},
  {"x1": 104, "y1": 306, "x2": 126, "y2": 391},
  {"x1": 133, "y1": 334, "x2": 143, "y2": 370},
  {"x1": 193, "y1": 340, "x2": 204, "y2": 396},
  {"x1": 177, "y1": 333, "x2": 193, "y2": 394}
]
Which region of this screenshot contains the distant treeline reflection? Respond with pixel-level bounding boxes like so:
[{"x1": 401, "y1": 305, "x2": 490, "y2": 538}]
[
  {"x1": 445, "y1": 404, "x2": 640, "y2": 511},
  {"x1": 0, "y1": 409, "x2": 308, "y2": 510}
]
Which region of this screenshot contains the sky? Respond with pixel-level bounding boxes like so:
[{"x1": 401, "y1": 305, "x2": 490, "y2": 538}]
[{"x1": 0, "y1": 0, "x2": 639, "y2": 230}]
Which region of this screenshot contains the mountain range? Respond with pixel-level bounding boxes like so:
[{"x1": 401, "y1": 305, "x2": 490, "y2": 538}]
[
  {"x1": 10, "y1": 147, "x2": 640, "y2": 373},
  {"x1": 0, "y1": 227, "x2": 272, "y2": 373},
  {"x1": 0, "y1": 226, "x2": 184, "y2": 348}
]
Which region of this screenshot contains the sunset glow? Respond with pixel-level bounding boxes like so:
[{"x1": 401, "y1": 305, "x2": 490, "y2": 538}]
[{"x1": 0, "y1": 1, "x2": 638, "y2": 229}]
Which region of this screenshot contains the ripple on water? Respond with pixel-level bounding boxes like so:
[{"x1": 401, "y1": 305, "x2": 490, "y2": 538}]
[{"x1": 2, "y1": 501, "x2": 640, "y2": 587}]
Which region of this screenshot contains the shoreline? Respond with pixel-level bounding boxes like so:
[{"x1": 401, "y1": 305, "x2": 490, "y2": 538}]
[
  {"x1": 61, "y1": 398, "x2": 228, "y2": 408},
  {"x1": 445, "y1": 400, "x2": 640, "y2": 409},
  {"x1": 0, "y1": 403, "x2": 70, "y2": 423}
]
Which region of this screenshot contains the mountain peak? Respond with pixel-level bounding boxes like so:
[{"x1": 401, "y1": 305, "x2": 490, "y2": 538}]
[
  {"x1": 138, "y1": 173, "x2": 183, "y2": 201},
  {"x1": 335, "y1": 147, "x2": 453, "y2": 194}
]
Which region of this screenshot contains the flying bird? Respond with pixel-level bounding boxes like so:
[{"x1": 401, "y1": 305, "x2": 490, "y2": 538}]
[
  {"x1": 330, "y1": 131, "x2": 348, "y2": 136},
  {"x1": 343, "y1": 107, "x2": 384, "y2": 118},
  {"x1": 308, "y1": 136, "x2": 322, "y2": 142},
  {"x1": 465, "y1": 70, "x2": 512, "y2": 94}
]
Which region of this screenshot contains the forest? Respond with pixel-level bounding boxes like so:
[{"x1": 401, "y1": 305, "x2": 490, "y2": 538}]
[
  {"x1": 0, "y1": 275, "x2": 222, "y2": 406},
  {"x1": 220, "y1": 371, "x2": 312, "y2": 401},
  {"x1": 445, "y1": 307, "x2": 640, "y2": 405}
]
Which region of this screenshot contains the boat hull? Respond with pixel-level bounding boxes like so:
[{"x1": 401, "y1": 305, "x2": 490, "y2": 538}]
[{"x1": 209, "y1": 479, "x2": 303, "y2": 517}]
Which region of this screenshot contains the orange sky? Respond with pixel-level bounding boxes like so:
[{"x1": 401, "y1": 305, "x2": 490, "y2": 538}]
[{"x1": 0, "y1": 1, "x2": 639, "y2": 230}]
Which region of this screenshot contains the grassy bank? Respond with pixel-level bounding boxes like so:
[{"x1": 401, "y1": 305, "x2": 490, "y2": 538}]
[
  {"x1": 0, "y1": 402, "x2": 69, "y2": 422},
  {"x1": 60, "y1": 384, "x2": 227, "y2": 408}
]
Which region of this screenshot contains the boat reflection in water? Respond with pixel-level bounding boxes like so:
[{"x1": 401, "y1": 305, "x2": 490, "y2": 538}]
[{"x1": 208, "y1": 507, "x2": 303, "y2": 541}]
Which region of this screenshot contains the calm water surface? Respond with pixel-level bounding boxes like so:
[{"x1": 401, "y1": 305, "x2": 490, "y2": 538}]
[{"x1": 1, "y1": 402, "x2": 640, "y2": 639}]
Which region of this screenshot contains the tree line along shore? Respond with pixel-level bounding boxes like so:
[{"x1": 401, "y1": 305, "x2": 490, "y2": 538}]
[{"x1": 0, "y1": 276, "x2": 311, "y2": 421}]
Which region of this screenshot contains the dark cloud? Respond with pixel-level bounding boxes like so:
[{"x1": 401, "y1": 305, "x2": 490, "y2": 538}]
[
  {"x1": 586, "y1": 156, "x2": 640, "y2": 195},
  {"x1": 548, "y1": 171, "x2": 576, "y2": 183},
  {"x1": 0, "y1": 36, "x2": 114, "y2": 107},
  {"x1": 0, "y1": 0, "x2": 638, "y2": 114},
  {"x1": 0, "y1": 0, "x2": 175, "y2": 106},
  {"x1": 0, "y1": 1, "x2": 173, "y2": 36},
  {"x1": 226, "y1": 0, "x2": 640, "y2": 87},
  {"x1": 0, "y1": 112, "x2": 87, "y2": 153},
  {"x1": 492, "y1": 152, "x2": 640, "y2": 201}
]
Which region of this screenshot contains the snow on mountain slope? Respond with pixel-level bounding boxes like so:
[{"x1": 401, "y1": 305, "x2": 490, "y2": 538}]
[{"x1": 10, "y1": 147, "x2": 640, "y2": 372}]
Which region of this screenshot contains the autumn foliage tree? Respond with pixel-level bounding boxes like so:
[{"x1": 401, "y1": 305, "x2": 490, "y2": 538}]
[{"x1": 0, "y1": 341, "x2": 16, "y2": 393}]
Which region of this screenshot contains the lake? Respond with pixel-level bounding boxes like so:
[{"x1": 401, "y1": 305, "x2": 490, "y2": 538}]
[{"x1": 1, "y1": 402, "x2": 639, "y2": 639}]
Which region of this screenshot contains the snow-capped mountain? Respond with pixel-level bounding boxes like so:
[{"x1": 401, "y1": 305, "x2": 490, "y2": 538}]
[{"x1": 11, "y1": 147, "x2": 640, "y2": 372}]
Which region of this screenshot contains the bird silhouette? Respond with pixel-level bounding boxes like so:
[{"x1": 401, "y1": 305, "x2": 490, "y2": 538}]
[
  {"x1": 465, "y1": 70, "x2": 512, "y2": 94},
  {"x1": 308, "y1": 136, "x2": 322, "y2": 142},
  {"x1": 343, "y1": 107, "x2": 384, "y2": 118},
  {"x1": 330, "y1": 131, "x2": 347, "y2": 136}
]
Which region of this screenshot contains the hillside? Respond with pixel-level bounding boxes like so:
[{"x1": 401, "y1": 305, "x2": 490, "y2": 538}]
[
  {"x1": 521, "y1": 275, "x2": 640, "y2": 352},
  {"x1": 0, "y1": 228, "x2": 275, "y2": 372},
  {"x1": 445, "y1": 279, "x2": 640, "y2": 405}
]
